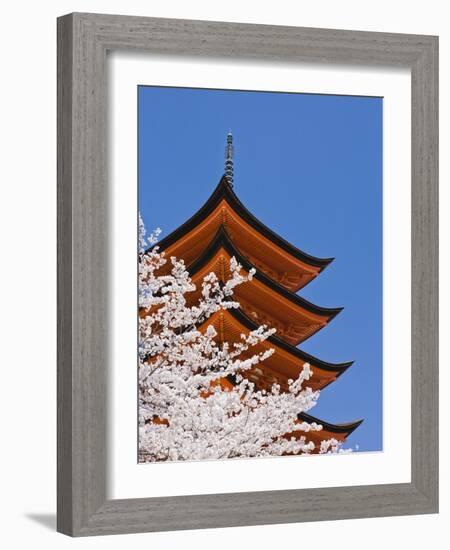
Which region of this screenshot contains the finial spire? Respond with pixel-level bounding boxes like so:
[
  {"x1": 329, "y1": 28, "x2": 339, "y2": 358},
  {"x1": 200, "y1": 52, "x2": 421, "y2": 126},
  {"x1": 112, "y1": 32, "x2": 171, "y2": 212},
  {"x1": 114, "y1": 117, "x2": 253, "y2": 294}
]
[{"x1": 225, "y1": 131, "x2": 234, "y2": 186}]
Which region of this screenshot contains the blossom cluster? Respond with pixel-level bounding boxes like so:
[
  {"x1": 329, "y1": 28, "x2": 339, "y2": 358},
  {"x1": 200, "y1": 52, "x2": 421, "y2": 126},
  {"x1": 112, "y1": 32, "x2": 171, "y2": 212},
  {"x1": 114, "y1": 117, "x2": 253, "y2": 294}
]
[{"x1": 138, "y1": 215, "x2": 344, "y2": 461}]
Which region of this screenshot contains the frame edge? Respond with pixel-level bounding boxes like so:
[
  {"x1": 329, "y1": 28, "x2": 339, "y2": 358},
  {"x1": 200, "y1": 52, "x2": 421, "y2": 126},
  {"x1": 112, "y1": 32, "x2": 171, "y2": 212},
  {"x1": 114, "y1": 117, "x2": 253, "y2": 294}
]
[
  {"x1": 57, "y1": 12, "x2": 74, "y2": 537},
  {"x1": 57, "y1": 12, "x2": 439, "y2": 536}
]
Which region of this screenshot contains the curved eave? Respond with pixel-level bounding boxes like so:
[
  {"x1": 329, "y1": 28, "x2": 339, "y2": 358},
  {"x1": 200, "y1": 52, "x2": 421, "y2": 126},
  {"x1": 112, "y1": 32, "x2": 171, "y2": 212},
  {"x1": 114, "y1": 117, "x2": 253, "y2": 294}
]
[
  {"x1": 220, "y1": 374, "x2": 363, "y2": 441},
  {"x1": 204, "y1": 307, "x2": 353, "y2": 376},
  {"x1": 148, "y1": 175, "x2": 333, "y2": 271},
  {"x1": 298, "y1": 412, "x2": 364, "y2": 436},
  {"x1": 188, "y1": 227, "x2": 343, "y2": 321}
]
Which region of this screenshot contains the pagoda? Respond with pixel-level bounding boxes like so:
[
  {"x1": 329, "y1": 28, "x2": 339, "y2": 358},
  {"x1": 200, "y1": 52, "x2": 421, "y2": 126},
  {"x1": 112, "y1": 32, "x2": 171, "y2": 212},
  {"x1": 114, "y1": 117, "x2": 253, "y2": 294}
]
[{"x1": 151, "y1": 133, "x2": 362, "y2": 451}]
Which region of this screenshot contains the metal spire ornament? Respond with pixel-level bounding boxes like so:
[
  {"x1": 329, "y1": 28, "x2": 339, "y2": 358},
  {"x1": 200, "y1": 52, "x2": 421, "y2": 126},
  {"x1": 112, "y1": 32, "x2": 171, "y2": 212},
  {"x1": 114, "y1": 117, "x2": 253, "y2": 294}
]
[{"x1": 224, "y1": 131, "x2": 234, "y2": 186}]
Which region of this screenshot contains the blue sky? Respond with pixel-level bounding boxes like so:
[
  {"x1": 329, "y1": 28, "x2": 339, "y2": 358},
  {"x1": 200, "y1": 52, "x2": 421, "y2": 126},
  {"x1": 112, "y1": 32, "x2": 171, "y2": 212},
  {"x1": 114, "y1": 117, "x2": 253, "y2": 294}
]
[{"x1": 138, "y1": 86, "x2": 383, "y2": 452}]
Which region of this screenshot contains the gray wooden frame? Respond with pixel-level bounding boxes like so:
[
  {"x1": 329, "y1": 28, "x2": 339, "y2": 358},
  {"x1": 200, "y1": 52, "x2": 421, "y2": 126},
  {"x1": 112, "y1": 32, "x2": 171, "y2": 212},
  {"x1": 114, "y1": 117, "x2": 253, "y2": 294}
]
[{"x1": 57, "y1": 12, "x2": 438, "y2": 537}]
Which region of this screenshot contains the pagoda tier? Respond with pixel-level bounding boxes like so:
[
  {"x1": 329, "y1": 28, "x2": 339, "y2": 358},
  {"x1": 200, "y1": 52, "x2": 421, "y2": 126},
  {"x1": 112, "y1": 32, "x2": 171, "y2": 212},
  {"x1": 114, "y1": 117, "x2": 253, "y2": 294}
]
[
  {"x1": 145, "y1": 408, "x2": 362, "y2": 453},
  {"x1": 186, "y1": 227, "x2": 342, "y2": 346},
  {"x1": 152, "y1": 176, "x2": 333, "y2": 292},
  {"x1": 197, "y1": 376, "x2": 362, "y2": 451},
  {"x1": 288, "y1": 413, "x2": 363, "y2": 452},
  {"x1": 198, "y1": 309, "x2": 352, "y2": 392}
]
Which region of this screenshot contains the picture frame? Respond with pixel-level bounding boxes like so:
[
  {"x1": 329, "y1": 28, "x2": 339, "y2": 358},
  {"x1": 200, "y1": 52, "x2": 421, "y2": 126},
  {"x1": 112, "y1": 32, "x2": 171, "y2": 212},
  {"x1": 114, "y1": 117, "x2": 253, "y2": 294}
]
[{"x1": 57, "y1": 12, "x2": 438, "y2": 536}]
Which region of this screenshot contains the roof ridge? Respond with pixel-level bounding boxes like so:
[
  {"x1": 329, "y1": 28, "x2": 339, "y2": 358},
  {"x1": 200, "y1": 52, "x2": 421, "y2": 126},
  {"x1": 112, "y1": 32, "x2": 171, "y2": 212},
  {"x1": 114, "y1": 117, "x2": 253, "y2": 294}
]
[
  {"x1": 148, "y1": 175, "x2": 334, "y2": 271},
  {"x1": 187, "y1": 226, "x2": 343, "y2": 321}
]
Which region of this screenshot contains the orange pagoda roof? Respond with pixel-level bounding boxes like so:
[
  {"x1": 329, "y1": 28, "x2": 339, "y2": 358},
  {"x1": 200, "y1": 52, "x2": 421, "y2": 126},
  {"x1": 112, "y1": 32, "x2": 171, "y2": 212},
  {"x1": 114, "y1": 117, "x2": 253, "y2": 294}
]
[
  {"x1": 289, "y1": 413, "x2": 363, "y2": 452},
  {"x1": 152, "y1": 175, "x2": 333, "y2": 292},
  {"x1": 187, "y1": 227, "x2": 342, "y2": 346},
  {"x1": 198, "y1": 309, "x2": 352, "y2": 392}
]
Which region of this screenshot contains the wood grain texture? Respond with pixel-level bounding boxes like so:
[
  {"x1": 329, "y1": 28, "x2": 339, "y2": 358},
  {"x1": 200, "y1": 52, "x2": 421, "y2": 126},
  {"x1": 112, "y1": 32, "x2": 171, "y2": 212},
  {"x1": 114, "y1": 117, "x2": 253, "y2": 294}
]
[
  {"x1": 57, "y1": 13, "x2": 74, "y2": 534},
  {"x1": 57, "y1": 12, "x2": 439, "y2": 536}
]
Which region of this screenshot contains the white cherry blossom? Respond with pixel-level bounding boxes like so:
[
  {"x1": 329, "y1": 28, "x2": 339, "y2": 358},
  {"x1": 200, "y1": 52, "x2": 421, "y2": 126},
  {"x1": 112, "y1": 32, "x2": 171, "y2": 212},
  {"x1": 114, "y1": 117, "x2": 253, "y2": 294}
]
[{"x1": 138, "y1": 215, "x2": 345, "y2": 462}]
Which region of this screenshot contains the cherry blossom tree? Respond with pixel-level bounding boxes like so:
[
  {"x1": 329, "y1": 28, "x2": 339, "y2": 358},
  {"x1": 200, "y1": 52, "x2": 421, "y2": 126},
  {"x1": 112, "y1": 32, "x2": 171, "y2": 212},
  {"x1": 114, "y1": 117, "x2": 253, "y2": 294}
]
[{"x1": 138, "y1": 215, "x2": 344, "y2": 462}]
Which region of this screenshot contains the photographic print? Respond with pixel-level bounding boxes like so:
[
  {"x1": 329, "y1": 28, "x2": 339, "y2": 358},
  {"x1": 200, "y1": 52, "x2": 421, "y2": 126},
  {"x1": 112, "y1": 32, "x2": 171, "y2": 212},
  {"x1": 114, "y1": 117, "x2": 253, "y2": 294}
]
[{"x1": 138, "y1": 86, "x2": 382, "y2": 463}]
